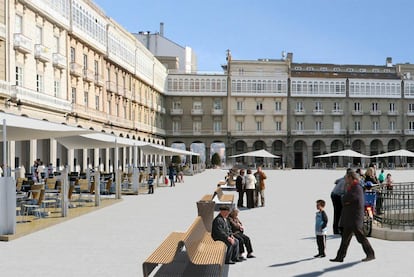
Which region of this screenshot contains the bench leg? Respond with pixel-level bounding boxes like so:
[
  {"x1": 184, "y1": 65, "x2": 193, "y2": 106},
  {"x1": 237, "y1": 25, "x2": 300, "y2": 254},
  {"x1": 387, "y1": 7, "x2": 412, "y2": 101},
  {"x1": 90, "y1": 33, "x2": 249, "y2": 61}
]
[{"x1": 142, "y1": 262, "x2": 157, "y2": 277}]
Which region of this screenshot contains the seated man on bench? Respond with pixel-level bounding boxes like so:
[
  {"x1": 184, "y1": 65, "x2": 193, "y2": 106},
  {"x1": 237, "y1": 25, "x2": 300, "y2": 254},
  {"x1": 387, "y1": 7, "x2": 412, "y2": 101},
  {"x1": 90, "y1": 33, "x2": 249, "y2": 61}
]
[{"x1": 211, "y1": 205, "x2": 242, "y2": 264}]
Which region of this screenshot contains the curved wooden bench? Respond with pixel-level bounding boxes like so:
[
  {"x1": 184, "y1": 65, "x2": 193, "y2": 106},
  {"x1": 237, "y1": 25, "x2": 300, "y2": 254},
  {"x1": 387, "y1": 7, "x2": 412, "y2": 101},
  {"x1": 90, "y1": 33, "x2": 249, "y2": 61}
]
[
  {"x1": 142, "y1": 232, "x2": 185, "y2": 277},
  {"x1": 142, "y1": 216, "x2": 226, "y2": 277}
]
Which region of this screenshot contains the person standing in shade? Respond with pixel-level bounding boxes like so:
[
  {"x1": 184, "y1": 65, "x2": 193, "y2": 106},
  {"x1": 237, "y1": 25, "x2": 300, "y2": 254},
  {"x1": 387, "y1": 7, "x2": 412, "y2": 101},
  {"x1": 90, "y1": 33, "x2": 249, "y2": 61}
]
[
  {"x1": 254, "y1": 166, "x2": 267, "y2": 207},
  {"x1": 330, "y1": 169, "x2": 375, "y2": 263},
  {"x1": 168, "y1": 164, "x2": 175, "y2": 187},
  {"x1": 236, "y1": 170, "x2": 246, "y2": 207},
  {"x1": 211, "y1": 206, "x2": 241, "y2": 264},
  {"x1": 314, "y1": 199, "x2": 328, "y2": 258},
  {"x1": 147, "y1": 173, "x2": 154, "y2": 194},
  {"x1": 244, "y1": 169, "x2": 257, "y2": 209}
]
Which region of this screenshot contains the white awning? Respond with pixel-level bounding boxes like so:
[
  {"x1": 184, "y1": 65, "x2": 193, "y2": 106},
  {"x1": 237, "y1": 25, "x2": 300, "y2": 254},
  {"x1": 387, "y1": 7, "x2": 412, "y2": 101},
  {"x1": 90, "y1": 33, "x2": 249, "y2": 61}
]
[
  {"x1": 140, "y1": 144, "x2": 199, "y2": 156},
  {"x1": 57, "y1": 133, "x2": 147, "y2": 149},
  {"x1": 0, "y1": 112, "x2": 92, "y2": 141},
  {"x1": 229, "y1": 149, "x2": 280, "y2": 158},
  {"x1": 315, "y1": 149, "x2": 370, "y2": 158},
  {"x1": 371, "y1": 149, "x2": 414, "y2": 158}
]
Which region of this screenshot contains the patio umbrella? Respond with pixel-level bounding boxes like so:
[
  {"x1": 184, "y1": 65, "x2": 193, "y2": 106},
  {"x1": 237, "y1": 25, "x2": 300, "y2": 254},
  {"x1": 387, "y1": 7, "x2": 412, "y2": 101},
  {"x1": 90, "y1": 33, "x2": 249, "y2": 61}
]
[
  {"x1": 315, "y1": 149, "x2": 370, "y2": 158},
  {"x1": 229, "y1": 149, "x2": 280, "y2": 158},
  {"x1": 371, "y1": 149, "x2": 414, "y2": 158}
]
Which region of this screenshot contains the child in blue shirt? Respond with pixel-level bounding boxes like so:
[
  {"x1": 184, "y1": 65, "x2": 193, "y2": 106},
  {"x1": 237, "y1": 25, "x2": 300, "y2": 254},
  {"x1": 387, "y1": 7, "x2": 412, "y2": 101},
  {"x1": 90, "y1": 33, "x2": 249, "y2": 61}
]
[{"x1": 314, "y1": 199, "x2": 328, "y2": 258}]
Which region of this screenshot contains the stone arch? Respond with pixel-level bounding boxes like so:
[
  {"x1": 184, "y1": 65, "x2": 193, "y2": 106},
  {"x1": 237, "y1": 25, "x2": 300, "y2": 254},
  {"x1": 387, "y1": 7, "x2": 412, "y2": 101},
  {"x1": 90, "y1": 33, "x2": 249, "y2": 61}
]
[
  {"x1": 388, "y1": 139, "x2": 401, "y2": 151},
  {"x1": 210, "y1": 141, "x2": 226, "y2": 165},
  {"x1": 312, "y1": 140, "x2": 327, "y2": 167},
  {"x1": 190, "y1": 142, "x2": 206, "y2": 164},
  {"x1": 352, "y1": 139, "x2": 366, "y2": 167},
  {"x1": 233, "y1": 140, "x2": 248, "y2": 164},
  {"x1": 272, "y1": 140, "x2": 286, "y2": 168},
  {"x1": 252, "y1": 140, "x2": 267, "y2": 166},
  {"x1": 171, "y1": 142, "x2": 187, "y2": 164},
  {"x1": 293, "y1": 140, "x2": 307, "y2": 169},
  {"x1": 370, "y1": 139, "x2": 383, "y2": 156}
]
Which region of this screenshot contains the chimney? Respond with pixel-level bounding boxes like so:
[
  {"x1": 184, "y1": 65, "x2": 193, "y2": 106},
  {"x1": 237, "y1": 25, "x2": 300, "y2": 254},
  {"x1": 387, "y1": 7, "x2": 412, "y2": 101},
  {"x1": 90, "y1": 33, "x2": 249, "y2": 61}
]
[
  {"x1": 287, "y1": 52, "x2": 293, "y2": 62},
  {"x1": 386, "y1": 57, "x2": 392, "y2": 67},
  {"x1": 160, "y1": 22, "x2": 164, "y2": 36}
]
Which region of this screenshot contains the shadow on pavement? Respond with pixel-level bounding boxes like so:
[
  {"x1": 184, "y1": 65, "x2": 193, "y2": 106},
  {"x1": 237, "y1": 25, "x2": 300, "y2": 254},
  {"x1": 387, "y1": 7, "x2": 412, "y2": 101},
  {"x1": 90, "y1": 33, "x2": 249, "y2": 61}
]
[
  {"x1": 292, "y1": 261, "x2": 360, "y2": 277},
  {"x1": 269, "y1": 257, "x2": 315, "y2": 267},
  {"x1": 301, "y1": 234, "x2": 341, "y2": 240}
]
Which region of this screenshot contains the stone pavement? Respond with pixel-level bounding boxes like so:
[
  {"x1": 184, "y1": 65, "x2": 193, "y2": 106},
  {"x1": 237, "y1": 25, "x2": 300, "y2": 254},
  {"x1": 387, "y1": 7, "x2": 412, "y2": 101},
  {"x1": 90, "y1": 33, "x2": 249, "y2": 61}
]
[{"x1": 1, "y1": 169, "x2": 413, "y2": 277}]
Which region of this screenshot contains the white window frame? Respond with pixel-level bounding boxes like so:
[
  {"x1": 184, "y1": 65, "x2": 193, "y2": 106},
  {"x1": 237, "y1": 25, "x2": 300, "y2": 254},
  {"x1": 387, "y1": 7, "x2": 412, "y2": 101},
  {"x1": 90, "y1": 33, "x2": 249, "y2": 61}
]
[
  {"x1": 84, "y1": 91, "x2": 88, "y2": 107},
  {"x1": 15, "y1": 66, "x2": 23, "y2": 87},
  {"x1": 236, "y1": 121, "x2": 244, "y2": 132},
  {"x1": 256, "y1": 121, "x2": 262, "y2": 131},
  {"x1": 95, "y1": 95, "x2": 100, "y2": 110},
  {"x1": 373, "y1": 121, "x2": 379, "y2": 131},
  {"x1": 296, "y1": 121, "x2": 304, "y2": 131},
  {"x1": 193, "y1": 121, "x2": 202, "y2": 133},
  {"x1": 213, "y1": 99, "x2": 222, "y2": 110},
  {"x1": 71, "y1": 87, "x2": 76, "y2": 104},
  {"x1": 36, "y1": 73, "x2": 44, "y2": 93},
  {"x1": 315, "y1": 101, "x2": 323, "y2": 111},
  {"x1": 354, "y1": 121, "x2": 361, "y2": 131},
  {"x1": 236, "y1": 101, "x2": 244, "y2": 111},
  {"x1": 35, "y1": 25, "x2": 43, "y2": 45},
  {"x1": 15, "y1": 14, "x2": 23, "y2": 33},
  {"x1": 83, "y1": 54, "x2": 88, "y2": 70},
  {"x1": 172, "y1": 101, "x2": 181, "y2": 109},
  {"x1": 213, "y1": 121, "x2": 222, "y2": 133},
  {"x1": 70, "y1": 47, "x2": 76, "y2": 63},
  {"x1": 193, "y1": 101, "x2": 202, "y2": 110},
  {"x1": 275, "y1": 121, "x2": 282, "y2": 131},
  {"x1": 172, "y1": 121, "x2": 181, "y2": 132},
  {"x1": 53, "y1": 35, "x2": 60, "y2": 53},
  {"x1": 54, "y1": 80, "x2": 60, "y2": 98},
  {"x1": 275, "y1": 101, "x2": 282, "y2": 111},
  {"x1": 315, "y1": 121, "x2": 323, "y2": 131},
  {"x1": 296, "y1": 101, "x2": 304, "y2": 112},
  {"x1": 389, "y1": 121, "x2": 396, "y2": 131}
]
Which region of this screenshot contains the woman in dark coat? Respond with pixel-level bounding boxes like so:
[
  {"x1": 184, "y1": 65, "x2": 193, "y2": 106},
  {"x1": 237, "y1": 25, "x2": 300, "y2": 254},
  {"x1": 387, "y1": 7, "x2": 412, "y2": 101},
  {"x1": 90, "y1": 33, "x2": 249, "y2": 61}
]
[
  {"x1": 330, "y1": 170, "x2": 375, "y2": 263},
  {"x1": 228, "y1": 208, "x2": 255, "y2": 258}
]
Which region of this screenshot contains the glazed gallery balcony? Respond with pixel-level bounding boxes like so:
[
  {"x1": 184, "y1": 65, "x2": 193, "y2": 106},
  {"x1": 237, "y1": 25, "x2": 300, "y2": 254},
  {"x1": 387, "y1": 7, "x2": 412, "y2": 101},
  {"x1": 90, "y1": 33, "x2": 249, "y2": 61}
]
[{"x1": 12, "y1": 85, "x2": 71, "y2": 112}]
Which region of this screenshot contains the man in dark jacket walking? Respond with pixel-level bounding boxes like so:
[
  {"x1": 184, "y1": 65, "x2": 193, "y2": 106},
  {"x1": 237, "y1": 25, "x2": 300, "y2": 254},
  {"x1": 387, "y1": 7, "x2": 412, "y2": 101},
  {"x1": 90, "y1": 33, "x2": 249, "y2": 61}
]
[
  {"x1": 211, "y1": 206, "x2": 240, "y2": 264},
  {"x1": 330, "y1": 170, "x2": 375, "y2": 262}
]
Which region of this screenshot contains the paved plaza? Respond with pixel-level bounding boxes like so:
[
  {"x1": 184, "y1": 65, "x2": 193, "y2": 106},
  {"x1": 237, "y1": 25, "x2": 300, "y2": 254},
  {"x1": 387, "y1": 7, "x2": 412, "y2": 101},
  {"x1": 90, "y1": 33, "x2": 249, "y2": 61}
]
[{"x1": 1, "y1": 168, "x2": 413, "y2": 276}]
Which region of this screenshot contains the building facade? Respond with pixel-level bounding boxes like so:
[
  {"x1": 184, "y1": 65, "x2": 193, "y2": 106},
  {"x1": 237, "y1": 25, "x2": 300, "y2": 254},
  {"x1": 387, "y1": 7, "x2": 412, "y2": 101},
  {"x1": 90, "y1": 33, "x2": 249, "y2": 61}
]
[
  {"x1": 134, "y1": 24, "x2": 198, "y2": 74},
  {"x1": 0, "y1": 0, "x2": 167, "y2": 172},
  {"x1": 1, "y1": 0, "x2": 414, "y2": 171},
  {"x1": 165, "y1": 53, "x2": 414, "y2": 168}
]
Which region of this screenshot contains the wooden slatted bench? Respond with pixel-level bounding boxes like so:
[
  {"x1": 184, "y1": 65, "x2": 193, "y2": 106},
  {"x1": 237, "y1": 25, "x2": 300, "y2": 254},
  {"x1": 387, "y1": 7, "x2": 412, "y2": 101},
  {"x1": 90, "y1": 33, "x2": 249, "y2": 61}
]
[
  {"x1": 142, "y1": 216, "x2": 227, "y2": 277},
  {"x1": 201, "y1": 187, "x2": 234, "y2": 203},
  {"x1": 200, "y1": 194, "x2": 213, "y2": 201},
  {"x1": 142, "y1": 232, "x2": 185, "y2": 277},
  {"x1": 213, "y1": 187, "x2": 234, "y2": 203}
]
